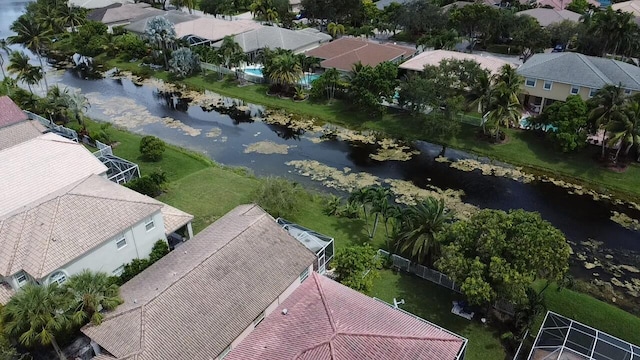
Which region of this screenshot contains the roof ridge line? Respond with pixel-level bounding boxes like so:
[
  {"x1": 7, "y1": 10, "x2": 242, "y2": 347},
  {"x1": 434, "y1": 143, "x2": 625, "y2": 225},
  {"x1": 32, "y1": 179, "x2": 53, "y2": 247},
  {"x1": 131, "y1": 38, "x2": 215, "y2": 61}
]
[
  {"x1": 67, "y1": 192, "x2": 164, "y2": 208},
  {"x1": 132, "y1": 210, "x2": 269, "y2": 309},
  {"x1": 577, "y1": 53, "x2": 613, "y2": 84},
  {"x1": 37, "y1": 196, "x2": 63, "y2": 278},
  {"x1": 315, "y1": 273, "x2": 337, "y2": 332},
  {"x1": 337, "y1": 331, "x2": 465, "y2": 343},
  {"x1": 4, "y1": 212, "x2": 27, "y2": 277},
  {"x1": 610, "y1": 59, "x2": 640, "y2": 88}
]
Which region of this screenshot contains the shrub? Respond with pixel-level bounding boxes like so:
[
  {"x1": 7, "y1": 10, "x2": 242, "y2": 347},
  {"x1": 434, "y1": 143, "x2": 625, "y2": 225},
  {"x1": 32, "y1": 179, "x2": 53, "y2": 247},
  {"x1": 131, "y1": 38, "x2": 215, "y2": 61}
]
[
  {"x1": 252, "y1": 177, "x2": 307, "y2": 219},
  {"x1": 114, "y1": 33, "x2": 147, "y2": 60},
  {"x1": 333, "y1": 245, "x2": 381, "y2": 293},
  {"x1": 125, "y1": 171, "x2": 167, "y2": 197},
  {"x1": 90, "y1": 123, "x2": 113, "y2": 144},
  {"x1": 139, "y1": 136, "x2": 166, "y2": 161},
  {"x1": 149, "y1": 240, "x2": 170, "y2": 263},
  {"x1": 118, "y1": 240, "x2": 170, "y2": 284},
  {"x1": 169, "y1": 47, "x2": 200, "y2": 78}
]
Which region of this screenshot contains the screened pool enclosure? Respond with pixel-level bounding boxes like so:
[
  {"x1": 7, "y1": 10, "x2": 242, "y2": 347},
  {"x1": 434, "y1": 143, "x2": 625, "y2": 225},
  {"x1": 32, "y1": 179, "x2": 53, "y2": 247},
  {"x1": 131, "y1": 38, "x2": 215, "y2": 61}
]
[
  {"x1": 276, "y1": 218, "x2": 334, "y2": 274},
  {"x1": 528, "y1": 311, "x2": 640, "y2": 360}
]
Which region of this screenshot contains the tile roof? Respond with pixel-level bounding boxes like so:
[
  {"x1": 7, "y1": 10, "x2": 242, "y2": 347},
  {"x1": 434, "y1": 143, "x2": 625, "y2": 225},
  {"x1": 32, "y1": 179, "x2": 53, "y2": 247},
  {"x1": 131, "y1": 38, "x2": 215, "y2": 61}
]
[
  {"x1": 0, "y1": 96, "x2": 28, "y2": 127},
  {"x1": 0, "y1": 283, "x2": 15, "y2": 305},
  {"x1": 516, "y1": 8, "x2": 581, "y2": 27},
  {"x1": 69, "y1": 0, "x2": 133, "y2": 9},
  {"x1": 82, "y1": 204, "x2": 317, "y2": 360},
  {"x1": 0, "y1": 175, "x2": 167, "y2": 279},
  {"x1": 91, "y1": 3, "x2": 165, "y2": 25},
  {"x1": 517, "y1": 52, "x2": 640, "y2": 91},
  {"x1": 0, "y1": 120, "x2": 47, "y2": 151},
  {"x1": 305, "y1": 38, "x2": 416, "y2": 72},
  {"x1": 612, "y1": 0, "x2": 640, "y2": 17},
  {"x1": 124, "y1": 11, "x2": 197, "y2": 34},
  {"x1": 227, "y1": 272, "x2": 467, "y2": 360},
  {"x1": 174, "y1": 17, "x2": 263, "y2": 42},
  {"x1": 400, "y1": 49, "x2": 513, "y2": 75},
  {"x1": 221, "y1": 26, "x2": 332, "y2": 54},
  {"x1": 0, "y1": 133, "x2": 108, "y2": 217}
]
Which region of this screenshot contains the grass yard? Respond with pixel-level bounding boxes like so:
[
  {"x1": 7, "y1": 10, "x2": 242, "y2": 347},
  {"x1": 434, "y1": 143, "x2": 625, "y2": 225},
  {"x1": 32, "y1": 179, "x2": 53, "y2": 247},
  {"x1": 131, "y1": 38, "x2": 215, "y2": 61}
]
[
  {"x1": 370, "y1": 270, "x2": 506, "y2": 360},
  {"x1": 101, "y1": 57, "x2": 640, "y2": 201}
]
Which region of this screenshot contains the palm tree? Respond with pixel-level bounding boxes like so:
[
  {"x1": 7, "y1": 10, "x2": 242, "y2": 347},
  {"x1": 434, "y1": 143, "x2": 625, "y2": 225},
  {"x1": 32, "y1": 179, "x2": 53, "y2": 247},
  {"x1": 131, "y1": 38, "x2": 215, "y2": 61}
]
[
  {"x1": 349, "y1": 187, "x2": 374, "y2": 237},
  {"x1": 3, "y1": 283, "x2": 75, "y2": 360},
  {"x1": 268, "y1": 52, "x2": 302, "y2": 90},
  {"x1": 218, "y1": 36, "x2": 246, "y2": 72},
  {"x1": 606, "y1": 100, "x2": 640, "y2": 162},
  {"x1": 369, "y1": 186, "x2": 392, "y2": 239},
  {"x1": 265, "y1": 8, "x2": 279, "y2": 25},
  {"x1": 320, "y1": 68, "x2": 341, "y2": 100},
  {"x1": 8, "y1": 51, "x2": 38, "y2": 94},
  {"x1": 9, "y1": 15, "x2": 52, "y2": 91},
  {"x1": 42, "y1": 85, "x2": 71, "y2": 122},
  {"x1": 327, "y1": 22, "x2": 345, "y2": 39},
  {"x1": 66, "y1": 271, "x2": 123, "y2": 326},
  {"x1": 66, "y1": 91, "x2": 90, "y2": 129},
  {"x1": 56, "y1": 4, "x2": 86, "y2": 33},
  {"x1": 466, "y1": 69, "x2": 492, "y2": 129},
  {"x1": 486, "y1": 65, "x2": 523, "y2": 141},
  {"x1": 144, "y1": 16, "x2": 177, "y2": 70},
  {"x1": 395, "y1": 197, "x2": 452, "y2": 266},
  {"x1": 0, "y1": 38, "x2": 11, "y2": 80},
  {"x1": 588, "y1": 84, "x2": 625, "y2": 158}
]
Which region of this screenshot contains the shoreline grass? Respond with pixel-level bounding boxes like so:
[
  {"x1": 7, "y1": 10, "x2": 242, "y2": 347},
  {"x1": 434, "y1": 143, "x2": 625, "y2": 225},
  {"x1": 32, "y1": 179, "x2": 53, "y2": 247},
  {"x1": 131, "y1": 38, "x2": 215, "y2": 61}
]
[{"x1": 101, "y1": 57, "x2": 640, "y2": 202}]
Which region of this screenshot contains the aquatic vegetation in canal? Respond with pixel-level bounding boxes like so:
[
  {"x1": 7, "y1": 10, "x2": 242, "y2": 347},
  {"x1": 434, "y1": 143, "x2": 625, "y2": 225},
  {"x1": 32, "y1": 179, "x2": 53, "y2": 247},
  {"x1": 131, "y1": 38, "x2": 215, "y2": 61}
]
[
  {"x1": 205, "y1": 127, "x2": 222, "y2": 138},
  {"x1": 610, "y1": 211, "x2": 640, "y2": 231},
  {"x1": 244, "y1": 141, "x2": 294, "y2": 155}
]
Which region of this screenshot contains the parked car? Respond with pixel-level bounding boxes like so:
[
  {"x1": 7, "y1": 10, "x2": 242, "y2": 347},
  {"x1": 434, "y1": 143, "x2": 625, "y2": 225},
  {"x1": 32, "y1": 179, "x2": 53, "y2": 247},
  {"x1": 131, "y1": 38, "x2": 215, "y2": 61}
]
[{"x1": 552, "y1": 44, "x2": 566, "y2": 53}]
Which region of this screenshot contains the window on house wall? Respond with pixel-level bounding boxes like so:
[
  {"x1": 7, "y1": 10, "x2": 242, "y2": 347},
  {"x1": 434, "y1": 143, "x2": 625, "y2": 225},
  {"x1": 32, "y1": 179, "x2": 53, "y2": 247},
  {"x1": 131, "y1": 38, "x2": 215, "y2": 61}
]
[
  {"x1": 49, "y1": 271, "x2": 67, "y2": 285},
  {"x1": 299, "y1": 267, "x2": 310, "y2": 283},
  {"x1": 570, "y1": 85, "x2": 580, "y2": 95},
  {"x1": 589, "y1": 88, "x2": 599, "y2": 97},
  {"x1": 525, "y1": 78, "x2": 536, "y2": 87},
  {"x1": 145, "y1": 217, "x2": 155, "y2": 232},
  {"x1": 116, "y1": 236, "x2": 127, "y2": 250},
  {"x1": 543, "y1": 81, "x2": 552, "y2": 90},
  {"x1": 253, "y1": 311, "x2": 265, "y2": 327},
  {"x1": 15, "y1": 272, "x2": 28, "y2": 287},
  {"x1": 113, "y1": 266, "x2": 125, "y2": 276},
  {"x1": 217, "y1": 346, "x2": 232, "y2": 360}
]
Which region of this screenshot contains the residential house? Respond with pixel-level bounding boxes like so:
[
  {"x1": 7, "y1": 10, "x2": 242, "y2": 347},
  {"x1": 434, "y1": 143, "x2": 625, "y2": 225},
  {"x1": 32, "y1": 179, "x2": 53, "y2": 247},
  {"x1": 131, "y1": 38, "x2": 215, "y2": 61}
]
[
  {"x1": 82, "y1": 204, "x2": 317, "y2": 360},
  {"x1": 441, "y1": 0, "x2": 500, "y2": 11},
  {"x1": 612, "y1": 0, "x2": 640, "y2": 25},
  {"x1": 124, "y1": 11, "x2": 198, "y2": 38},
  {"x1": 0, "y1": 132, "x2": 193, "y2": 303},
  {"x1": 227, "y1": 272, "x2": 468, "y2": 360},
  {"x1": 516, "y1": 8, "x2": 581, "y2": 27},
  {"x1": 88, "y1": 2, "x2": 165, "y2": 29},
  {"x1": 69, "y1": 0, "x2": 132, "y2": 10},
  {"x1": 516, "y1": 52, "x2": 640, "y2": 113},
  {"x1": 518, "y1": 0, "x2": 600, "y2": 10},
  {"x1": 305, "y1": 37, "x2": 416, "y2": 73},
  {"x1": 527, "y1": 311, "x2": 640, "y2": 360},
  {"x1": 215, "y1": 27, "x2": 332, "y2": 61},
  {"x1": 0, "y1": 95, "x2": 47, "y2": 151},
  {"x1": 400, "y1": 49, "x2": 514, "y2": 76}
]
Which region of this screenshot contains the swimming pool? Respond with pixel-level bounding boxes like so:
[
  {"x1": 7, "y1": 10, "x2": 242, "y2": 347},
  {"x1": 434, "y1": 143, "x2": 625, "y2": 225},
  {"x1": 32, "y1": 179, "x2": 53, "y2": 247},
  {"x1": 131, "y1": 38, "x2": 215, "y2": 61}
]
[
  {"x1": 520, "y1": 118, "x2": 558, "y2": 132},
  {"x1": 243, "y1": 67, "x2": 320, "y2": 86}
]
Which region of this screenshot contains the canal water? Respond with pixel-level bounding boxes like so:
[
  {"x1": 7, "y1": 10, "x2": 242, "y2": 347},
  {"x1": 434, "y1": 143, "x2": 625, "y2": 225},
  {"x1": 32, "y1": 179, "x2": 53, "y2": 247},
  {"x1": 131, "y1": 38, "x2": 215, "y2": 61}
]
[{"x1": 2, "y1": 2, "x2": 640, "y2": 301}]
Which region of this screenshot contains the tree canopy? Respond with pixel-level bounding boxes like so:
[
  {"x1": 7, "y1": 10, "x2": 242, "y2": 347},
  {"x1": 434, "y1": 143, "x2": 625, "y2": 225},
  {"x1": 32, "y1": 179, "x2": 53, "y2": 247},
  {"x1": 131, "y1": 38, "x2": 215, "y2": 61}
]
[
  {"x1": 536, "y1": 95, "x2": 588, "y2": 152},
  {"x1": 333, "y1": 245, "x2": 381, "y2": 292},
  {"x1": 435, "y1": 209, "x2": 571, "y2": 306}
]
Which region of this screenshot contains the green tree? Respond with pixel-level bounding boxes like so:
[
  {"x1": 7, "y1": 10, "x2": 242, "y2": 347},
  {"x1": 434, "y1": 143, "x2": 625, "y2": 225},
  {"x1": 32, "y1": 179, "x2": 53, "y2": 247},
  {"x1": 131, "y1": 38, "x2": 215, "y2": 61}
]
[
  {"x1": 7, "y1": 51, "x2": 40, "y2": 94},
  {"x1": 144, "y1": 16, "x2": 177, "y2": 70},
  {"x1": 333, "y1": 245, "x2": 381, "y2": 293},
  {"x1": 547, "y1": 20, "x2": 579, "y2": 48},
  {"x1": 0, "y1": 38, "x2": 11, "y2": 81},
  {"x1": 139, "y1": 135, "x2": 166, "y2": 161},
  {"x1": 9, "y1": 14, "x2": 52, "y2": 91},
  {"x1": 169, "y1": 47, "x2": 200, "y2": 78},
  {"x1": 537, "y1": 95, "x2": 588, "y2": 152},
  {"x1": 566, "y1": 0, "x2": 589, "y2": 13},
  {"x1": 66, "y1": 271, "x2": 123, "y2": 325},
  {"x1": 395, "y1": 197, "x2": 452, "y2": 266},
  {"x1": 309, "y1": 68, "x2": 344, "y2": 101},
  {"x1": 588, "y1": 84, "x2": 625, "y2": 158},
  {"x1": 218, "y1": 36, "x2": 245, "y2": 73},
  {"x1": 606, "y1": 99, "x2": 640, "y2": 162},
  {"x1": 381, "y1": 3, "x2": 403, "y2": 36},
  {"x1": 3, "y1": 284, "x2": 76, "y2": 360},
  {"x1": 66, "y1": 91, "x2": 89, "y2": 129},
  {"x1": 485, "y1": 64, "x2": 523, "y2": 141},
  {"x1": 56, "y1": 4, "x2": 86, "y2": 32},
  {"x1": 252, "y1": 177, "x2": 307, "y2": 219},
  {"x1": 348, "y1": 187, "x2": 376, "y2": 237},
  {"x1": 267, "y1": 52, "x2": 302, "y2": 91},
  {"x1": 42, "y1": 85, "x2": 72, "y2": 123},
  {"x1": 347, "y1": 61, "x2": 398, "y2": 116},
  {"x1": 511, "y1": 15, "x2": 550, "y2": 63},
  {"x1": 327, "y1": 22, "x2": 345, "y2": 38},
  {"x1": 449, "y1": 3, "x2": 496, "y2": 49},
  {"x1": 435, "y1": 209, "x2": 571, "y2": 306},
  {"x1": 398, "y1": 0, "x2": 447, "y2": 36}
]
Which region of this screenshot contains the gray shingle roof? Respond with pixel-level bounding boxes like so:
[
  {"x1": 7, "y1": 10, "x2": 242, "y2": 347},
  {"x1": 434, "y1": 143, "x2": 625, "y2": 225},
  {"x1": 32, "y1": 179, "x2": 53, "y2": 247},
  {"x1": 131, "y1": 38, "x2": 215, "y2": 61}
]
[
  {"x1": 82, "y1": 204, "x2": 317, "y2": 360},
  {"x1": 219, "y1": 26, "x2": 331, "y2": 53},
  {"x1": 516, "y1": 52, "x2": 640, "y2": 91},
  {"x1": 124, "y1": 11, "x2": 197, "y2": 35}
]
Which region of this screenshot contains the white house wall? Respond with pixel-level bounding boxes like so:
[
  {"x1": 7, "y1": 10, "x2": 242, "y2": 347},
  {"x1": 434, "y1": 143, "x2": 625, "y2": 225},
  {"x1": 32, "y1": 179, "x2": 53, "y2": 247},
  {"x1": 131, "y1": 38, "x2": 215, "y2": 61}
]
[{"x1": 44, "y1": 211, "x2": 167, "y2": 282}]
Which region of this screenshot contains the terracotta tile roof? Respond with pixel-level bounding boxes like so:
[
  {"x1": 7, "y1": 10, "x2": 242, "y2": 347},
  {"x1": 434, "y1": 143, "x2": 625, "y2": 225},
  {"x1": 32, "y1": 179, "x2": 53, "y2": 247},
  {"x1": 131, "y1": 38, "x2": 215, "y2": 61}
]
[
  {"x1": 305, "y1": 38, "x2": 416, "y2": 72},
  {"x1": 400, "y1": 50, "x2": 513, "y2": 75},
  {"x1": 0, "y1": 120, "x2": 47, "y2": 151},
  {"x1": 0, "y1": 175, "x2": 167, "y2": 279},
  {"x1": 227, "y1": 272, "x2": 467, "y2": 360},
  {"x1": 0, "y1": 96, "x2": 28, "y2": 127},
  {"x1": 0, "y1": 133, "x2": 108, "y2": 217},
  {"x1": 82, "y1": 204, "x2": 317, "y2": 360}
]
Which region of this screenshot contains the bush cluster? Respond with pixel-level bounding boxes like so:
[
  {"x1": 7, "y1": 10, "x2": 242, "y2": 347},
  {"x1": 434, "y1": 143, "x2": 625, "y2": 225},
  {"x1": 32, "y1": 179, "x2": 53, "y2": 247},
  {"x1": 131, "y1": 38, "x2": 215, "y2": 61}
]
[
  {"x1": 140, "y1": 135, "x2": 166, "y2": 161},
  {"x1": 116, "y1": 240, "x2": 170, "y2": 284},
  {"x1": 125, "y1": 171, "x2": 167, "y2": 197}
]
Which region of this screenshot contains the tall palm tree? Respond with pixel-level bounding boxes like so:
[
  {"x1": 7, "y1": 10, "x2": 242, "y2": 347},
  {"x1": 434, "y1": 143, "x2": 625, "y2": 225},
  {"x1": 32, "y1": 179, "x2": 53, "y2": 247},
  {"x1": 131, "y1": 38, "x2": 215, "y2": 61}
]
[
  {"x1": 466, "y1": 69, "x2": 492, "y2": 131},
  {"x1": 56, "y1": 4, "x2": 86, "y2": 33},
  {"x1": 43, "y1": 85, "x2": 71, "y2": 122},
  {"x1": 265, "y1": 8, "x2": 279, "y2": 25},
  {"x1": 395, "y1": 197, "x2": 452, "y2": 266},
  {"x1": 486, "y1": 65, "x2": 523, "y2": 141},
  {"x1": 66, "y1": 91, "x2": 90, "y2": 129},
  {"x1": 8, "y1": 51, "x2": 37, "y2": 94},
  {"x1": 349, "y1": 187, "x2": 374, "y2": 237},
  {"x1": 606, "y1": 100, "x2": 640, "y2": 162},
  {"x1": 588, "y1": 84, "x2": 625, "y2": 158},
  {"x1": 66, "y1": 271, "x2": 123, "y2": 326},
  {"x1": 327, "y1": 22, "x2": 345, "y2": 39},
  {"x1": 0, "y1": 38, "x2": 11, "y2": 80},
  {"x1": 9, "y1": 15, "x2": 52, "y2": 91},
  {"x1": 218, "y1": 36, "x2": 246, "y2": 71},
  {"x1": 3, "y1": 283, "x2": 75, "y2": 360}
]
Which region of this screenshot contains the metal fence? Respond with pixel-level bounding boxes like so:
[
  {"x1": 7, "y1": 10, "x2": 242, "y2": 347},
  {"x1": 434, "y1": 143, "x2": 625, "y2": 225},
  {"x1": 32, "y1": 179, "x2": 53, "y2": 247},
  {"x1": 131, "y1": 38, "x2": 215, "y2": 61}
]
[
  {"x1": 377, "y1": 249, "x2": 516, "y2": 316},
  {"x1": 24, "y1": 110, "x2": 78, "y2": 141},
  {"x1": 377, "y1": 249, "x2": 462, "y2": 293}
]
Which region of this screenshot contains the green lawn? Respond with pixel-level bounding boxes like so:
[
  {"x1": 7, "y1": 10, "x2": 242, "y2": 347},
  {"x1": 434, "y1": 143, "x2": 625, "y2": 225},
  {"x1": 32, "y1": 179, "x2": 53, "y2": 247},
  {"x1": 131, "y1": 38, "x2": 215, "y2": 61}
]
[
  {"x1": 370, "y1": 270, "x2": 506, "y2": 360},
  {"x1": 101, "y1": 57, "x2": 640, "y2": 201}
]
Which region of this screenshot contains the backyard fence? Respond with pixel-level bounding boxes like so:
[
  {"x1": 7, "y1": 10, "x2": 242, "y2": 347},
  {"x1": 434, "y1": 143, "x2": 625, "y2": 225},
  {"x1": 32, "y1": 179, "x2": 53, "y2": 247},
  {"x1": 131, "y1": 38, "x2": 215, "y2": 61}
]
[
  {"x1": 458, "y1": 113, "x2": 483, "y2": 127},
  {"x1": 24, "y1": 110, "x2": 78, "y2": 142},
  {"x1": 377, "y1": 249, "x2": 516, "y2": 316}
]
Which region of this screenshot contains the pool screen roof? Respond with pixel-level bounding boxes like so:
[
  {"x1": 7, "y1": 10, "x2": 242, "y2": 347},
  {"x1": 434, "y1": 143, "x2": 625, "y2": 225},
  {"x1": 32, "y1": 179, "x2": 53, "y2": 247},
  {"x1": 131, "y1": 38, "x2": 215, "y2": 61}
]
[
  {"x1": 528, "y1": 311, "x2": 640, "y2": 360},
  {"x1": 276, "y1": 218, "x2": 333, "y2": 254}
]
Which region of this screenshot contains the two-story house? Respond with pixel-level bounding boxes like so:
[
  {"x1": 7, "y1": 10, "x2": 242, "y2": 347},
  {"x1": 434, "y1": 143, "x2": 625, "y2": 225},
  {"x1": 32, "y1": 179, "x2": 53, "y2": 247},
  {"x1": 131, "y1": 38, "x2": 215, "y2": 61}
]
[
  {"x1": 517, "y1": 52, "x2": 640, "y2": 114},
  {"x1": 0, "y1": 133, "x2": 193, "y2": 303}
]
